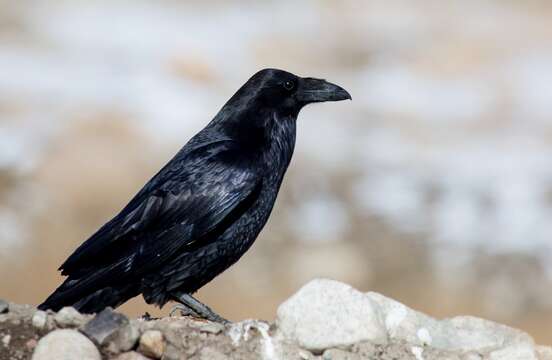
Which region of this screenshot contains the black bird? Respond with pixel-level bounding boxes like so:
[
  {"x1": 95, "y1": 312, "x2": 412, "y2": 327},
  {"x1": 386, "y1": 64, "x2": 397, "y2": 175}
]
[{"x1": 39, "y1": 68, "x2": 351, "y2": 322}]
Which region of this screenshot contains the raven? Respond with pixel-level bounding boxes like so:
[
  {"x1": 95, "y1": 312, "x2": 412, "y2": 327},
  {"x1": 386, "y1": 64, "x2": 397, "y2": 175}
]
[{"x1": 39, "y1": 68, "x2": 351, "y2": 322}]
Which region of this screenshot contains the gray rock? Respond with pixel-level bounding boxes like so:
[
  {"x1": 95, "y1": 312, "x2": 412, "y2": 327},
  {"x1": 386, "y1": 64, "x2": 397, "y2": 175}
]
[
  {"x1": 32, "y1": 310, "x2": 48, "y2": 330},
  {"x1": 54, "y1": 306, "x2": 86, "y2": 327},
  {"x1": 32, "y1": 329, "x2": 101, "y2": 360},
  {"x1": 276, "y1": 279, "x2": 387, "y2": 352},
  {"x1": 138, "y1": 330, "x2": 165, "y2": 359},
  {"x1": 82, "y1": 308, "x2": 127, "y2": 344},
  {"x1": 82, "y1": 308, "x2": 139, "y2": 354},
  {"x1": 0, "y1": 299, "x2": 8, "y2": 313}
]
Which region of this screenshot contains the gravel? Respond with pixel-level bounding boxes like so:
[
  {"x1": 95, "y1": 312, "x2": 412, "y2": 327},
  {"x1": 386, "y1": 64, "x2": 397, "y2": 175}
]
[{"x1": 0, "y1": 279, "x2": 550, "y2": 360}]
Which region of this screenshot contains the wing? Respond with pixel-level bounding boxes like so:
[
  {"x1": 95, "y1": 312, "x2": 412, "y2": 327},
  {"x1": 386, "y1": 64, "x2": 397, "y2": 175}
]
[{"x1": 59, "y1": 139, "x2": 262, "y2": 278}]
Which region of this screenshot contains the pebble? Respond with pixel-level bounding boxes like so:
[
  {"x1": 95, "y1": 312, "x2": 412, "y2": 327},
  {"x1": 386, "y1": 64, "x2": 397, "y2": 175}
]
[
  {"x1": 26, "y1": 338, "x2": 38, "y2": 351},
  {"x1": 54, "y1": 306, "x2": 86, "y2": 327},
  {"x1": 138, "y1": 330, "x2": 165, "y2": 359},
  {"x1": 32, "y1": 311, "x2": 48, "y2": 330},
  {"x1": 2, "y1": 334, "x2": 11, "y2": 347}
]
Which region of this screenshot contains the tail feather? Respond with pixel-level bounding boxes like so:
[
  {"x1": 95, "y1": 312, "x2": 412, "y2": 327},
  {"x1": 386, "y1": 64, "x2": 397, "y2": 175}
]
[{"x1": 39, "y1": 279, "x2": 139, "y2": 313}]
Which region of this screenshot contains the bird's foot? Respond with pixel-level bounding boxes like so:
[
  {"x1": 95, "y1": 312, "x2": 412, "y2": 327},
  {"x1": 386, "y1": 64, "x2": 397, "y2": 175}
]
[
  {"x1": 169, "y1": 303, "x2": 200, "y2": 318},
  {"x1": 172, "y1": 293, "x2": 230, "y2": 324}
]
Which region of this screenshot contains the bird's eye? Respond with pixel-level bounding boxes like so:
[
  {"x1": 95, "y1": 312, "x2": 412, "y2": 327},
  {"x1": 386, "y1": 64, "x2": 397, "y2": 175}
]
[{"x1": 283, "y1": 80, "x2": 295, "y2": 91}]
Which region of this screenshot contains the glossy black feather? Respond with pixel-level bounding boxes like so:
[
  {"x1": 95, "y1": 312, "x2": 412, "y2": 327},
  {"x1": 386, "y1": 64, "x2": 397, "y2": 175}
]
[{"x1": 39, "y1": 68, "x2": 350, "y2": 313}]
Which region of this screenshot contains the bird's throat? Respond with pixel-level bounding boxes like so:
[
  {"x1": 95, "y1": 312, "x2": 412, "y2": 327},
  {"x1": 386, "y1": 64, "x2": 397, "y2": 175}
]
[{"x1": 262, "y1": 112, "x2": 296, "y2": 177}]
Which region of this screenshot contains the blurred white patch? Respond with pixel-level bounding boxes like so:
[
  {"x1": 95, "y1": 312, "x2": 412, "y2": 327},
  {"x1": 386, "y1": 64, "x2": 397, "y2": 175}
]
[
  {"x1": 288, "y1": 195, "x2": 349, "y2": 244},
  {"x1": 354, "y1": 173, "x2": 425, "y2": 232},
  {"x1": 504, "y1": 52, "x2": 552, "y2": 121},
  {"x1": 0, "y1": 208, "x2": 26, "y2": 254},
  {"x1": 360, "y1": 65, "x2": 496, "y2": 123}
]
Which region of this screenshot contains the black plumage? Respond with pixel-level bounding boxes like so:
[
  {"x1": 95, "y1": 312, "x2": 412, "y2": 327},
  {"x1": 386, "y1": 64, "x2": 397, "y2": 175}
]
[{"x1": 39, "y1": 68, "x2": 350, "y2": 321}]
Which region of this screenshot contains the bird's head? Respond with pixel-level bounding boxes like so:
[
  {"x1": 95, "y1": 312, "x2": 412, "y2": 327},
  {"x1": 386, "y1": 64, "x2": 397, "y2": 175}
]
[
  {"x1": 226, "y1": 68, "x2": 351, "y2": 118},
  {"x1": 213, "y1": 69, "x2": 351, "y2": 154}
]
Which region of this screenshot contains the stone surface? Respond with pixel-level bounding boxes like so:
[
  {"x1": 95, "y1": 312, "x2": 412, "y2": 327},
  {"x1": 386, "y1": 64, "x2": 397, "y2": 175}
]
[
  {"x1": 488, "y1": 344, "x2": 537, "y2": 360},
  {"x1": 114, "y1": 351, "x2": 152, "y2": 360},
  {"x1": 54, "y1": 306, "x2": 86, "y2": 327},
  {"x1": 188, "y1": 319, "x2": 225, "y2": 334},
  {"x1": 322, "y1": 348, "x2": 361, "y2": 360},
  {"x1": 198, "y1": 347, "x2": 229, "y2": 360},
  {"x1": 138, "y1": 330, "x2": 164, "y2": 359},
  {"x1": 31, "y1": 329, "x2": 101, "y2": 360},
  {"x1": 276, "y1": 278, "x2": 387, "y2": 351},
  {"x1": 442, "y1": 316, "x2": 534, "y2": 351}
]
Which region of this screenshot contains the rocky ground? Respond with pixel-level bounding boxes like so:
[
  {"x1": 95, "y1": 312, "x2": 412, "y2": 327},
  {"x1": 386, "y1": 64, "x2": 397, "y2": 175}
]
[{"x1": 0, "y1": 279, "x2": 550, "y2": 360}]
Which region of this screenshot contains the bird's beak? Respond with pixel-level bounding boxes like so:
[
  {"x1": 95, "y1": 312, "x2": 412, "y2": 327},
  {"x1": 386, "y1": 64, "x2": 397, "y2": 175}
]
[{"x1": 297, "y1": 77, "x2": 352, "y2": 103}]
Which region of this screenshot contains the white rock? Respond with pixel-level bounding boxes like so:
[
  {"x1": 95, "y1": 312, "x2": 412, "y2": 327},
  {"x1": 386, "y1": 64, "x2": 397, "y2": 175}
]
[
  {"x1": 366, "y1": 291, "x2": 535, "y2": 352},
  {"x1": 32, "y1": 329, "x2": 101, "y2": 360},
  {"x1": 276, "y1": 279, "x2": 387, "y2": 352}
]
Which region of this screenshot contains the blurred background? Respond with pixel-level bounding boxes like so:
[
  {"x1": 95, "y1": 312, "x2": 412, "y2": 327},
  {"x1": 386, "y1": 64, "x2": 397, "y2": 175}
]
[{"x1": 1, "y1": 0, "x2": 552, "y2": 343}]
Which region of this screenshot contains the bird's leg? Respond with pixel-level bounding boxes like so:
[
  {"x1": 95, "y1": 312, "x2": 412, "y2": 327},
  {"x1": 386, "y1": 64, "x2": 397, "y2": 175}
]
[{"x1": 172, "y1": 292, "x2": 229, "y2": 324}]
